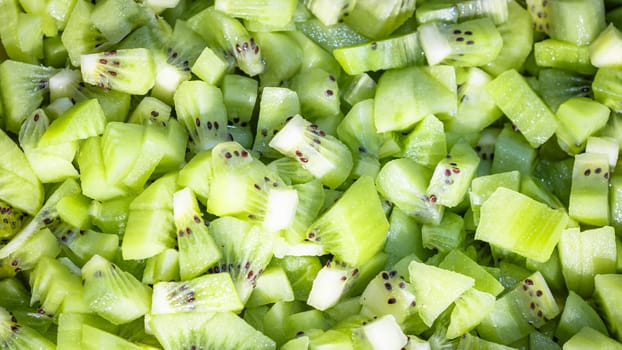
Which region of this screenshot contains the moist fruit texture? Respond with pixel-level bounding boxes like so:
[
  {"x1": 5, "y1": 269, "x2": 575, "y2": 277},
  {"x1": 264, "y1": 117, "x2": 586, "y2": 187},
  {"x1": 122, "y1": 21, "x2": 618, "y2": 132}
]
[{"x1": 2, "y1": 1, "x2": 622, "y2": 349}]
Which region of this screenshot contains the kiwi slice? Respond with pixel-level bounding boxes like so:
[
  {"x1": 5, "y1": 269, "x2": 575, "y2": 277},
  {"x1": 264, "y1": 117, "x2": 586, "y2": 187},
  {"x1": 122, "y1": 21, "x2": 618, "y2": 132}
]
[
  {"x1": 0, "y1": 59, "x2": 57, "y2": 133},
  {"x1": 0, "y1": 307, "x2": 56, "y2": 350},
  {"x1": 305, "y1": 176, "x2": 389, "y2": 266},
  {"x1": 0, "y1": 178, "x2": 80, "y2": 260},
  {"x1": 81, "y1": 254, "x2": 152, "y2": 325},
  {"x1": 208, "y1": 142, "x2": 299, "y2": 232},
  {"x1": 172, "y1": 187, "x2": 221, "y2": 280},
  {"x1": 216, "y1": 0, "x2": 297, "y2": 28},
  {"x1": 80, "y1": 48, "x2": 156, "y2": 95},
  {"x1": 149, "y1": 312, "x2": 276, "y2": 350},
  {"x1": 174, "y1": 80, "x2": 229, "y2": 154},
  {"x1": 188, "y1": 6, "x2": 264, "y2": 76},
  {"x1": 269, "y1": 114, "x2": 353, "y2": 189},
  {"x1": 0, "y1": 201, "x2": 25, "y2": 241},
  {"x1": 208, "y1": 216, "x2": 274, "y2": 304},
  {"x1": 151, "y1": 273, "x2": 244, "y2": 314},
  {"x1": 18, "y1": 109, "x2": 79, "y2": 184}
]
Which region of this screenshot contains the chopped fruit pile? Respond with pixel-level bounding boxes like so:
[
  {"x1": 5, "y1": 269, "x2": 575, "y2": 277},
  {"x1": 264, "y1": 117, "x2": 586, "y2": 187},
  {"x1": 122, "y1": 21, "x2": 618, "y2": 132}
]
[{"x1": 2, "y1": 0, "x2": 622, "y2": 349}]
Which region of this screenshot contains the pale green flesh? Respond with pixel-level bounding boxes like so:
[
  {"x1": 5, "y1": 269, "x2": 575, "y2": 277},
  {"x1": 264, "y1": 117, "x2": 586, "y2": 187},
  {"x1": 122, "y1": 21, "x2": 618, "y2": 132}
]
[{"x1": 0, "y1": 1, "x2": 621, "y2": 349}]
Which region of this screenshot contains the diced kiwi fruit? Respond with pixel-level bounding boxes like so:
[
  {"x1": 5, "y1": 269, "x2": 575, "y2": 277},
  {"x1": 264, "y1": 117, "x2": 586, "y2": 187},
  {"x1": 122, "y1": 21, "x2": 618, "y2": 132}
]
[
  {"x1": 0, "y1": 59, "x2": 57, "y2": 133},
  {"x1": 0, "y1": 1, "x2": 621, "y2": 348},
  {"x1": 188, "y1": 6, "x2": 264, "y2": 76},
  {"x1": 82, "y1": 254, "x2": 152, "y2": 325},
  {"x1": 152, "y1": 273, "x2": 243, "y2": 314},
  {"x1": 419, "y1": 17, "x2": 503, "y2": 67},
  {"x1": 475, "y1": 187, "x2": 568, "y2": 263},
  {"x1": 269, "y1": 114, "x2": 353, "y2": 189},
  {"x1": 486, "y1": 69, "x2": 558, "y2": 148},
  {"x1": 208, "y1": 216, "x2": 274, "y2": 304},
  {"x1": 305, "y1": 176, "x2": 388, "y2": 266},
  {"x1": 558, "y1": 226, "x2": 617, "y2": 298},
  {"x1": 173, "y1": 187, "x2": 221, "y2": 280}
]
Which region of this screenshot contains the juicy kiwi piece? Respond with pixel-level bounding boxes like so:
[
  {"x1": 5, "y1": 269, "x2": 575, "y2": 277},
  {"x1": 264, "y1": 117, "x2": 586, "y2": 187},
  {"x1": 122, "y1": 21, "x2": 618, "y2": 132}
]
[
  {"x1": 547, "y1": 0, "x2": 606, "y2": 46},
  {"x1": 408, "y1": 261, "x2": 475, "y2": 327},
  {"x1": 336, "y1": 99, "x2": 383, "y2": 178},
  {"x1": 267, "y1": 157, "x2": 315, "y2": 186},
  {"x1": 534, "y1": 39, "x2": 595, "y2": 75},
  {"x1": 0, "y1": 201, "x2": 24, "y2": 240},
  {"x1": 375, "y1": 158, "x2": 443, "y2": 225},
  {"x1": 269, "y1": 114, "x2": 353, "y2": 189},
  {"x1": 61, "y1": 0, "x2": 114, "y2": 66},
  {"x1": 0, "y1": 228, "x2": 59, "y2": 278},
  {"x1": 306, "y1": 260, "x2": 360, "y2": 311},
  {"x1": 81, "y1": 254, "x2": 152, "y2": 325},
  {"x1": 152, "y1": 273, "x2": 244, "y2": 314},
  {"x1": 485, "y1": 69, "x2": 557, "y2": 147},
  {"x1": 19, "y1": 109, "x2": 79, "y2": 183},
  {"x1": 80, "y1": 48, "x2": 156, "y2": 95},
  {"x1": 482, "y1": 0, "x2": 534, "y2": 77},
  {"x1": 525, "y1": 0, "x2": 550, "y2": 33},
  {"x1": 57, "y1": 313, "x2": 119, "y2": 350},
  {"x1": 81, "y1": 324, "x2": 144, "y2": 350},
  {"x1": 282, "y1": 180, "x2": 325, "y2": 246},
  {"x1": 469, "y1": 170, "x2": 521, "y2": 226},
  {"x1": 593, "y1": 274, "x2": 622, "y2": 342},
  {"x1": 173, "y1": 187, "x2": 221, "y2": 280},
  {"x1": 416, "y1": 0, "x2": 509, "y2": 25},
  {"x1": 128, "y1": 96, "x2": 171, "y2": 125},
  {"x1": 439, "y1": 249, "x2": 504, "y2": 296},
  {"x1": 419, "y1": 17, "x2": 503, "y2": 67},
  {"x1": 446, "y1": 288, "x2": 496, "y2": 339},
  {"x1": 0, "y1": 178, "x2": 80, "y2": 260},
  {"x1": 446, "y1": 67, "x2": 502, "y2": 134},
  {"x1": 295, "y1": 18, "x2": 369, "y2": 52},
  {"x1": 0, "y1": 307, "x2": 56, "y2": 350},
  {"x1": 191, "y1": 45, "x2": 232, "y2": 85},
  {"x1": 207, "y1": 142, "x2": 298, "y2": 232},
  {"x1": 400, "y1": 114, "x2": 447, "y2": 169},
  {"x1": 333, "y1": 31, "x2": 424, "y2": 76},
  {"x1": 590, "y1": 23, "x2": 622, "y2": 68},
  {"x1": 555, "y1": 97, "x2": 610, "y2": 155},
  {"x1": 253, "y1": 31, "x2": 302, "y2": 87},
  {"x1": 305, "y1": 176, "x2": 389, "y2": 266},
  {"x1": 558, "y1": 226, "x2": 617, "y2": 298},
  {"x1": 0, "y1": 59, "x2": 57, "y2": 133},
  {"x1": 426, "y1": 143, "x2": 480, "y2": 208},
  {"x1": 374, "y1": 65, "x2": 457, "y2": 133},
  {"x1": 246, "y1": 266, "x2": 295, "y2": 307},
  {"x1": 90, "y1": 0, "x2": 151, "y2": 44},
  {"x1": 555, "y1": 291, "x2": 610, "y2": 344},
  {"x1": 77, "y1": 136, "x2": 128, "y2": 201},
  {"x1": 270, "y1": 256, "x2": 322, "y2": 302},
  {"x1": 253, "y1": 87, "x2": 300, "y2": 159},
  {"x1": 188, "y1": 6, "x2": 264, "y2": 76},
  {"x1": 568, "y1": 152, "x2": 610, "y2": 226},
  {"x1": 534, "y1": 68, "x2": 592, "y2": 113},
  {"x1": 121, "y1": 173, "x2": 177, "y2": 260},
  {"x1": 289, "y1": 68, "x2": 340, "y2": 121},
  {"x1": 28, "y1": 256, "x2": 83, "y2": 316},
  {"x1": 151, "y1": 19, "x2": 206, "y2": 104},
  {"x1": 489, "y1": 124, "x2": 536, "y2": 175},
  {"x1": 0, "y1": 127, "x2": 43, "y2": 218},
  {"x1": 343, "y1": 0, "x2": 415, "y2": 39},
  {"x1": 421, "y1": 212, "x2": 466, "y2": 254},
  {"x1": 174, "y1": 80, "x2": 229, "y2": 153},
  {"x1": 142, "y1": 248, "x2": 180, "y2": 284},
  {"x1": 475, "y1": 187, "x2": 568, "y2": 263},
  {"x1": 149, "y1": 312, "x2": 276, "y2": 350},
  {"x1": 216, "y1": 0, "x2": 297, "y2": 28},
  {"x1": 359, "y1": 270, "x2": 420, "y2": 330},
  {"x1": 55, "y1": 225, "x2": 119, "y2": 266},
  {"x1": 208, "y1": 216, "x2": 274, "y2": 304},
  {"x1": 510, "y1": 271, "x2": 560, "y2": 328},
  {"x1": 176, "y1": 151, "x2": 212, "y2": 206},
  {"x1": 302, "y1": 0, "x2": 356, "y2": 26},
  {"x1": 39, "y1": 99, "x2": 107, "y2": 147},
  {"x1": 221, "y1": 74, "x2": 257, "y2": 126},
  {"x1": 593, "y1": 67, "x2": 622, "y2": 113}
]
